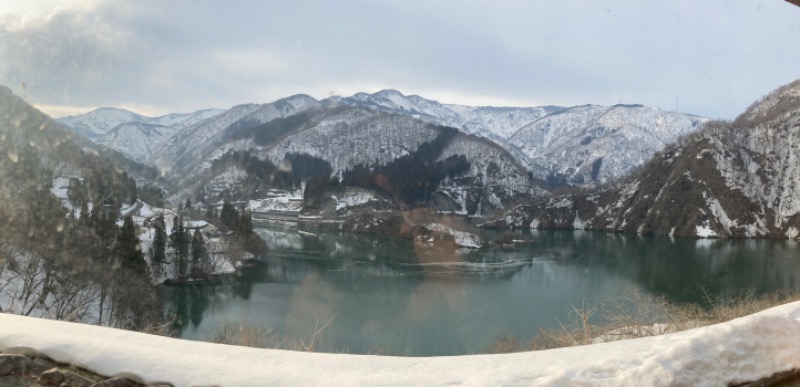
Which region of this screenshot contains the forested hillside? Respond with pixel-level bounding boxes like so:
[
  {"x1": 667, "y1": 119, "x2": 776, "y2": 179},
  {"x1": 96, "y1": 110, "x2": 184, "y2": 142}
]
[
  {"x1": 0, "y1": 85, "x2": 162, "y2": 328},
  {"x1": 484, "y1": 80, "x2": 800, "y2": 239}
]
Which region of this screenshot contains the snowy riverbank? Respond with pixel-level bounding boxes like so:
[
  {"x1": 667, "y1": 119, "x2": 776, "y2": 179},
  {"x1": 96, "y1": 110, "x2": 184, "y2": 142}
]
[{"x1": 3, "y1": 301, "x2": 800, "y2": 386}]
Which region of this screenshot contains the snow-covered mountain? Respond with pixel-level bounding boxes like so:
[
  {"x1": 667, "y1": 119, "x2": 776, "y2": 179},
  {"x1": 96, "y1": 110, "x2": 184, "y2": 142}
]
[
  {"x1": 94, "y1": 123, "x2": 176, "y2": 164},
  {"x1": 324, "y1": 90, "x2": 706, "y2": 185},
  {"x1": 507, "y1": 104, "x2": 707, "y2": 184},
  {"x1": 197, "y1": 106, "x2": 544, "y2": 215},
  {"x1": 57, "y1": 107, "x2": 224, "y2": 138},
  {"x1": 334, "y1": 89, "x2": 562, "y2": 141},
  {"x1": 484, "y1": 80, "x2": 800, "y2": 239},
  {"x1": 56, "y1": 107, "x2": 226, "y2": 164},
  {"x1": 58, "y1": 90, "x2": 705, "y2": 189},
  {"x1": 331, "y1": 90, "x2": 707, "y2": 185},
  {"x1": 56, "y1": 89, "x2": 708, "y2": 216},
  {"x1": 155, "y1": 94, "x2": 322, "y2": 183}
]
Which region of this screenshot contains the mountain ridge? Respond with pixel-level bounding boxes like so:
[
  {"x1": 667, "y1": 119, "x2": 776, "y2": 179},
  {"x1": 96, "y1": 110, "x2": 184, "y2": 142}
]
[
  {"x1": 483, "y1": 80, "x2": 800, "y2": 239},
  {"x1": 54, "y1": 88, "x2": 709, "y2": 217},
  {"x1": 57, "y1": 89, "x2": 704, "y2": 187}
]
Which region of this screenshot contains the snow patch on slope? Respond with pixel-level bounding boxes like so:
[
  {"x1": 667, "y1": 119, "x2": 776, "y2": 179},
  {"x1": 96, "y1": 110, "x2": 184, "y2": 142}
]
[
  {"x1": 696, "y1": 222, "x2": 718, "y2": 238},
  {"x1": 422, "y1": 223, "x2": 483, "y2": 248},
  {"x1": 333, "y1": 191, "x2": 376, "y2": 211}
]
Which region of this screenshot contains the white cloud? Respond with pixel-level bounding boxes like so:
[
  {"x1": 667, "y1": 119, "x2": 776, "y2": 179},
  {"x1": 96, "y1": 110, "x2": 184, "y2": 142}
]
[
  {"x1": 0, "y1": 0, "x2": 105, "y2": 23},
  {"x1": 0, "y1": 6, "x2": 139, "y2": 107},
  {"x1": 1, "y1": 1, "x2": 798, "y2": 119},
  {"x1": 211, "y1": 49, "x2": 289, "y2": 76},
  {"x1": 33, "y1": 103, "x2": 97, "y2": 118},
  {"x1": 34, "y1": 102, "x2": 172, "y2": 118}
]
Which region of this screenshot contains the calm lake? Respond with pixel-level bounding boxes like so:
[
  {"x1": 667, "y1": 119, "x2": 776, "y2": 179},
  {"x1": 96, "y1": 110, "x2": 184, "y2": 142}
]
[{"x1": 171, "y1": 226, "x2": 800, "y2": 356}]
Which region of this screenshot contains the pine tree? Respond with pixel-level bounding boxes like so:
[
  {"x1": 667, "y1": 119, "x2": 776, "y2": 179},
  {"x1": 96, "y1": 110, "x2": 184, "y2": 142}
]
[
  {"x1": 112, "y1": 216, "x2": 156, "y2": 330},
  {"x1": 220, "y1": 198, "x2": 239, "y2": 232},
  {"x1": 89, "y1": 202, "x2": 117, "y2": 326},
  {"x1": 92, "y1": 202, "x2": 118, "y2": 243},
  {"x1": 151, "y1": 213, "x2": 166, "y2": 280},
  {"x1": 190, "y1": 229, "x2": 208, "y2": 279},
  {"x1": 185, "y1": 198, "x2": 192, "y2": 211},
  {"x1": 170, "y1": 215, "x2": 189, "y2": 280},
  {"x1": 79, "y1": 201, "x2": 91, "y2": 227},
  {"x1": 115, "y1": 216, "x2": 147, "y2": 277},
  {"x1": 239, "y1": 209, "x2": 253, "y2": 235}
]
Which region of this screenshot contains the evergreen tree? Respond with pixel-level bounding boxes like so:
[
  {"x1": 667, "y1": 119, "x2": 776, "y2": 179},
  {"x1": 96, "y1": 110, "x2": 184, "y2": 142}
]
[
  {"x1": 112, "y1": 216, "x2": 158, "y2": 330},
  {"x1": 115, "y1": 216, "x2": 146, "y2": 274},
  {"x1": 67, "y1": 179, "x2": 88, "y2": 208},
  {"x1": 79, "y1": 201, "x2": 91, "y2": 228},
  {"x1": 88, "y1": 202, "x2": 117, "y2": 325},
  {"x1": 171, "y1": 214, "x2": 180, "y2": 236},
  {"x1": 151, "y1": 213, "x2": 166, "y2": 279},
  {"x1": 91, "y1": 201, "x2": 118, "y2": 244},
  {"x1": 239, "y1": 209, "x2": 253, "y2": 235},
  {"x1": 170, "y1": 215, "x2": 189, "y2": 280},
  {"x1": 184, "y1": 198, "x2": 192, "y2": 211},
  {"x1": 190, "y1": 229, "x2": 208, "y2": 279},
  {"x1": 220, "y1": 198, "x2": 239, "y2": 231}
]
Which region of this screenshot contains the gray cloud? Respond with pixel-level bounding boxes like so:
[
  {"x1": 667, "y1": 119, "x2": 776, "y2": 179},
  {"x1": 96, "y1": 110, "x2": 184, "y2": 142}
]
[{"x1": 1, "y1": 0, "x2": 798, "y2": 118}]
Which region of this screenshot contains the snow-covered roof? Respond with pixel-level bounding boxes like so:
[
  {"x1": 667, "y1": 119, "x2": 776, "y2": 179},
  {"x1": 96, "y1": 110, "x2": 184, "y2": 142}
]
[{"x1": 3, "y1": 301, "x2": 800, "y2": 386}]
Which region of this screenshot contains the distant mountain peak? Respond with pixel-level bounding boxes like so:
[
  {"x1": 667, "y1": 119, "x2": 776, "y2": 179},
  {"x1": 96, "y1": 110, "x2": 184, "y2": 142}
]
[
  {"x1": 56, "y1": 87, "x2": 709, "y2": 190},
  {"x1": 276, "y1": 93, "x2": 317, "y2": 103},
  {"x1": 373, "y1": 89, "x2": 406, "y2": 97},
  {"x1": 611, "y1": 103, "x2": 645, "y2": 109},
  {"x1": 92, "y1": 106, "x2": 137, "y2": 114}
]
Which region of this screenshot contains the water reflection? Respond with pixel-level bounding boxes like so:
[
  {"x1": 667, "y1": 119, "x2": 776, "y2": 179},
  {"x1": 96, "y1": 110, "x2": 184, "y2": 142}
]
[{"x1": 171, "y1": 227, "x2": 800, "y2": 355}]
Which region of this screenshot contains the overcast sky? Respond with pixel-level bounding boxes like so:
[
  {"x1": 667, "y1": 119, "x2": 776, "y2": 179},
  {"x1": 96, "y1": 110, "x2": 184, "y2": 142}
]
[{"x1": 0, "y1": 1, "x2": 798, "y2": 119}]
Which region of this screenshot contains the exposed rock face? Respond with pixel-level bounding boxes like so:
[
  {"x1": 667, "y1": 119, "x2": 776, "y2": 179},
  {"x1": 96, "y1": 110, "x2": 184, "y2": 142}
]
[
  {"x1": 39, "y1": 367, "x2": 94, "y2": 387},
  {"x1": 0, "y1": 351, "x2": 156, "y2": 387},
  {"x1": 0, "y1": 354, "x2": 27, "y2": 376},
  {"x1": 483, "y1": 80, "x2": 800, "y2": 239}
]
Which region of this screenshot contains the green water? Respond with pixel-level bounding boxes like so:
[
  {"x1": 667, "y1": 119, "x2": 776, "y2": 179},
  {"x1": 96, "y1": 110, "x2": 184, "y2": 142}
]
[{"x1": 172, "y1": 226, "x2": 800, "y2": 356}]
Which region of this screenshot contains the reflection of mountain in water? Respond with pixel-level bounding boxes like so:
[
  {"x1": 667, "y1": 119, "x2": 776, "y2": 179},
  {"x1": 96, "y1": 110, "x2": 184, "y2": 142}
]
[
  {"x1": 245, "y1": 226, "x2": 800, "y2": 302},
  {"x1": 255, "y1": 226, "x2": 531, "y2": 282},
  {"x1": 524, "y1": 230, "x2": 800, "y2": 303},
  {"x1": 331, "y1": 257, "x2": 530, "y2": 282},
  {"x1": 172, "y1": 228, "x2": 800, "y2": 356},
  {"x1": 253, "y1": 227, "x2": 304, "y2": 250}
]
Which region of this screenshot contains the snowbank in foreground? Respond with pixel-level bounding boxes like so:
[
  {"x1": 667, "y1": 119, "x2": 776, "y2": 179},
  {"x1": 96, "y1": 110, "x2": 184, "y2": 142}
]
[{"x1": 3, "y1": 302, "x2": 800, "y2": 386}]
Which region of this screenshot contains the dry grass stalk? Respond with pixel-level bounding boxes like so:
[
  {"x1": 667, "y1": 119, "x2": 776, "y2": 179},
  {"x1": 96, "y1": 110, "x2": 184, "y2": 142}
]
[
  {"x1": 518, "y1": 289, "x2": 800, "y2": 353},
  {"x1": 211, "y1": 314, "x2": 337, "y2": 352}
]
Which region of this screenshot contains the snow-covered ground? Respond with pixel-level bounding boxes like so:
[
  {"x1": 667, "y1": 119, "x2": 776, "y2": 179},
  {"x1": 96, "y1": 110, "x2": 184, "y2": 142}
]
[
  {"x1": 332, "y1": 190, "x2": 377, "y2": 211},
  {"x1": 24, "y1": 185, "x2": 237, "y2": 290},
  {"x1": 422, "y1": 223, "x2": 483, "y2": 249},
  {"x1": 249, "y1": 196, "x2": 304, "y2": 213},
  {"x1": 3, "y1": 301, "x2": 800, "y2": 386}
]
